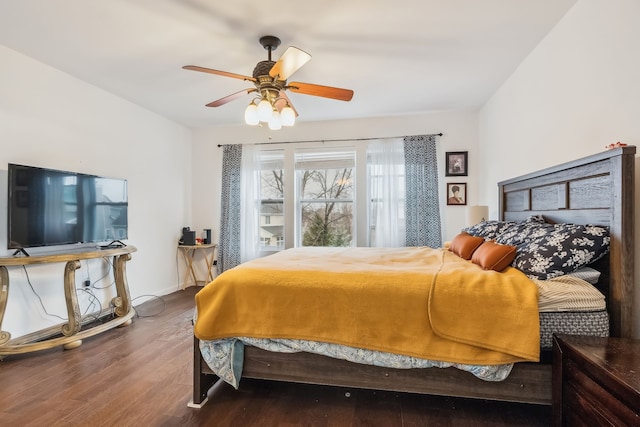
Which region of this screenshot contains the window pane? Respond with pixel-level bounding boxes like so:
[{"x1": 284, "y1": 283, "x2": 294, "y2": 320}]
[
  {"x1": 300, "y1": 168, "x2": 353, "y2": 200},
  {"x1": 295, "y1": 148, "x2": 355, "y2": 247},
  {"x1": 259, "y1": 150, "x2": 284, "y2": 251},
  {"x1": 260, "y1": 201, "x2": 284, "y2": 250},
  {"x1": 260, "y1": 169, "x2": 283, "y2": 199},
  {"x1": 301, "y1": 201, "x2": 352, "y2": 247}
]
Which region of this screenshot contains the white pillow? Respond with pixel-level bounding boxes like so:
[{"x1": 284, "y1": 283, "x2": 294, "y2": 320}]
[{"x1": 565, "y1": 267, "x2": 601, "y2": 285}]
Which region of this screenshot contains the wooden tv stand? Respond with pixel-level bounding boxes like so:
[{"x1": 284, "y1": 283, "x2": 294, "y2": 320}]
[{"x1": 0, "y1": 245, "x2": 137, "y2": 356}]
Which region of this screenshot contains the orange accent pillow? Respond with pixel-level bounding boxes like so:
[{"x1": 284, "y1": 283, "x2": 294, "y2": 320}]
[
  {"x1": 471, "y1": 241, "x2": 517, "y2": 272},
  {"x1": 449, "y1": 232, "x2": 485, "y2": 260}
]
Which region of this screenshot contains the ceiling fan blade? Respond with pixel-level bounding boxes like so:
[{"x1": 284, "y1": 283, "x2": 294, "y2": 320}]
[
  {"x1": 269, "y1": 47, "x2": 311, "y2": 80},
  {"x1": 183, "y1": 65, "x2": 256, "y2": 82},
  {"x1": 274, "y1": 90, "x2": 299, "y2": 116},
  {"x1": 287, "y1": 82, "x2": 354, "y2": 101},
  {"x1": 206, "y1": 88, "x2": 256, "y2": 107}
]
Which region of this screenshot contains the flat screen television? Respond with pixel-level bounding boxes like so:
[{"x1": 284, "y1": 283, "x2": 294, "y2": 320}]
[{"x1": 7, "y1": 163, "x2": 128, "y2": 252}]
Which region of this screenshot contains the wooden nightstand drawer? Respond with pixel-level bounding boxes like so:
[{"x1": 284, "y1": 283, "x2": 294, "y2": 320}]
[
  {"x1": 553, "y1": 335, "x2": 640, "y2": 426},
  {"x1": 564, "y1": 360, "x2": 637, "y2": 425}
]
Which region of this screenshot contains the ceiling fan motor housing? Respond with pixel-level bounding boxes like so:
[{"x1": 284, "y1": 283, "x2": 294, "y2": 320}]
[
  {"x1": 253, "y1": 60, "x2": 285, "y2": 102},
  {"x1": 252, "y1": 60, "x2": 276, "y2": 79}
]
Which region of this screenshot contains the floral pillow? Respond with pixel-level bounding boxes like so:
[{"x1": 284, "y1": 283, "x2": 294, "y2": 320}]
[
  {"x1": 494, "y1": 218, "x2": 554, "y2": 247},
  {"x1": 463, "y1": 215, "x2": 546, "y2": 242},
  {"x1": 462, "y1": 220, "x2": 515, "y2": 240},
  {"x1": 513, "y1": 223, "x2": 610, "y2": 280}
]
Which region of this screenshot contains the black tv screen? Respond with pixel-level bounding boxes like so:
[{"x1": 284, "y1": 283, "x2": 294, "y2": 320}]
[{"x1": 7, "y1": 163, "x2": 128, "y2": 249}]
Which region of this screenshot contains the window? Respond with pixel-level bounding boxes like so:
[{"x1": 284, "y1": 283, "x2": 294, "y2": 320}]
[
  {"x1": 221, "y1": 135, "x2": 440, "y2": 268},
  {"x1": 295, "y1": 148, "x2": 355, "y2": 247},
  {"x1": 255, "y1": 145, "x2": 359, "y2": 252},
  {"x1": 249, "y1": 140, "x2": 426, "y2": 253}
]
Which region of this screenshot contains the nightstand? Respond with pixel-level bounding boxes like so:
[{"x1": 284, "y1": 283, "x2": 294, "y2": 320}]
[{"x1": 552, "y1": 334, "x2": 640, "y2": 426}]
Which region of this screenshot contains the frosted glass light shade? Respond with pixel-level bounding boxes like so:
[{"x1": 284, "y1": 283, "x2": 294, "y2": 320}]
[
  {"x1": 244, "y1": 103, "x2": 259, "y2": 125},
  {"x1": 280, "y1": 106, "x2": 295, "y2": 126},
  {"x1": 257, "y1": 99, "x2": 273, "y2": 122},
  {"x1": 268, "y1": 111, "x2": 282, "y2": 130}
]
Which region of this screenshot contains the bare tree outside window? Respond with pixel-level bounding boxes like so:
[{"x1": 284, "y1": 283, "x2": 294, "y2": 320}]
[
  {"x1": 299, "y1": 167, "x2": 353, "y2": 247},
  {"x1": 296, "y1": 148, "x2": 355, "y2": 247}
]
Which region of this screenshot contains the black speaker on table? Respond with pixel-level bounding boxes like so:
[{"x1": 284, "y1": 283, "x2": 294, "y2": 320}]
[
  {"x1": 203, "y1": 229, "x2": 212, "y2": 244},
  {"x1": 183, "y1": 230, "x2": 196, "y2": 246}
]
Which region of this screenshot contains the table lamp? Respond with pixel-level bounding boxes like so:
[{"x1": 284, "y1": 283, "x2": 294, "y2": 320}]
[{"x1": 465, "y1": 205, "x2": 489, "y2": 227}]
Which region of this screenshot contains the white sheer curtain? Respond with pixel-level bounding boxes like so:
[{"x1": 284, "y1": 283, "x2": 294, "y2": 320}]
[
  {"x1": 240, "y1": 144, "x2": 260, "y2": 262},
  {"x1": 367, "y1": 138, "x2": 405, "y2": 247}
]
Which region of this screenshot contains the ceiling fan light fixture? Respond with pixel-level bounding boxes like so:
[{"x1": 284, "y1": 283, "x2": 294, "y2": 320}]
[
  {"x1": 244, "y1": 102, "x2": 259, "y2": 125},
  {"x1": 280, "y1": 105, "x2": 295, "y2": 126},
  {"x1": 183, "y1": 36, "x2": 353, "y2": 130},
  {"x1": 268, "y1": 110, "x2": 282, "y2": 130},
  {"x1": 257, "y1": 98, "x2": 273, "y2": 122}
]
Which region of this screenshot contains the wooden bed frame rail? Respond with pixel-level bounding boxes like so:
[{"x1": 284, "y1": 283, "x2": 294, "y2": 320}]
[{"x1": 191, "y1": 146, "x2": 635, "y2": 408}]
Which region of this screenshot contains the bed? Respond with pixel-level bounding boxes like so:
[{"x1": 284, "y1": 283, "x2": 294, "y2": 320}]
[{"x1": 190, "y1": 146, "x2": 635, "y2": 407}]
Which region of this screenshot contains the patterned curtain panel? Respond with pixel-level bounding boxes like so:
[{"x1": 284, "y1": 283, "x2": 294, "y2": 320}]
[
  {"x1": 217, "y1": 144, "x2": 243, "y2": 273},
  {"x1": 404, "y1": 135, "x2": 442, "y2": 248}
]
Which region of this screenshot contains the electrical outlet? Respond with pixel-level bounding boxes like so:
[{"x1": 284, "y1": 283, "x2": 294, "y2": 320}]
[{"x1": 84, "y1": 280, "x2": 91, "y2": 287}]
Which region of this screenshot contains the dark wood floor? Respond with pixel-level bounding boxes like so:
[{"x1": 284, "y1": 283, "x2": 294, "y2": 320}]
[{"x1": 0, "y1": 287, "x2": 551, "y2": 426}]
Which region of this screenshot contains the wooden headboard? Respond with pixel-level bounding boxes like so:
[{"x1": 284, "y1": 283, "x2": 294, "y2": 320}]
[{"x1": 498, "y1": 146, "x2": 636, "y2": 338}]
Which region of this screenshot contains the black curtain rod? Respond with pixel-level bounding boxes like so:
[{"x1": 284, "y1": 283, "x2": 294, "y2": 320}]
[{"x1": 216, "y1": 133, "x2": 443, "y2": 148}]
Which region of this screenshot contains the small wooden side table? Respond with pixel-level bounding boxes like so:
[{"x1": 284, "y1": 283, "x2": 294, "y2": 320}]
[
  {"x1": 552, "y1": 334, "x2": 640, "y2": 426},
  {"x1": 177, "y1": 244, "x2": 217, "y2": 288}
]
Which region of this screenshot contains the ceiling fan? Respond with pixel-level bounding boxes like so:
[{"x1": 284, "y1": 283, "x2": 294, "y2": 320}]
[{"x1": 183, "y1": 35, "x2": 354, "y2": 129}]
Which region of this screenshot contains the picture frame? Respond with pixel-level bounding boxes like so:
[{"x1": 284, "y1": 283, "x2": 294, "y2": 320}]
[
  {"x1": 445, "y1": 151, "x2": 468, "y2": 176},
  {"x1": 446, "y1": 183, "x2": 467, "y2": 206}
]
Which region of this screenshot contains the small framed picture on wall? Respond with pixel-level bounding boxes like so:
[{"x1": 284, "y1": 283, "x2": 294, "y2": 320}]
[
  {"x1": 447, "y1": 183, "x2": 467, "y2": 206},
  {"x1": 445, "y1": 151, "x2": 468, "y2": 176}
]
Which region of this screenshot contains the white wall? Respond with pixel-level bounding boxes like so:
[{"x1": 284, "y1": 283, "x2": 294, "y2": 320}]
[
  {"x1": 478, "y1": 0, "x2": 640, "y2": 337},
  {"x1": 0, "y1": 45, "x2": 192, "y2": 338},
  {"x1": 190, "y1": 109, "x2": 479, "y2": 248}
]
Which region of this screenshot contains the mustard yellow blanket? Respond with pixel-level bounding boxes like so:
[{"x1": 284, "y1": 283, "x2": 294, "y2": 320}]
[{"x1": 194, "y1": 247, "x2": 540, "y2": 365}]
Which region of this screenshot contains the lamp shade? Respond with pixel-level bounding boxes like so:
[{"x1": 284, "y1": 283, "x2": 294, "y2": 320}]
[
  {"x1": 257, "y1": 99, "x2": 273, "y2": 122},
  {"x1": 268, "y1": 110, "x2": 282, "y2": 130},
  {"x1": 244, "y1": 103, "x2": 259, "y2": 125},
  {"x1": 280, "y1": 106, "x2": 295, "y2": 126},
  {"x1": 465, "y1": 205, "x2": 489, "y2": 227}
]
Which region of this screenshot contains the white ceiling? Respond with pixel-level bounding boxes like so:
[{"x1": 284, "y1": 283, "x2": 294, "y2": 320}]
[{"x1": 0, "y1": 0, "x2": 576, "y2": 129}]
